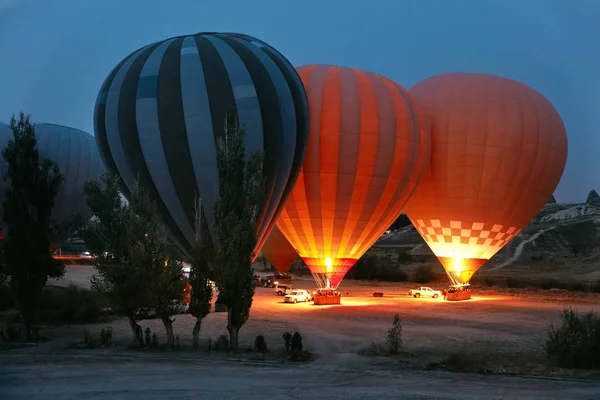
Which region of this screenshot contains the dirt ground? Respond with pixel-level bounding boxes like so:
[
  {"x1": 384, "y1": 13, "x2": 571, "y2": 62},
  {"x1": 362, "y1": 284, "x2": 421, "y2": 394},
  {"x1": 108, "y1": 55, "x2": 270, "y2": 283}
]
[{"x1": 2, "y1": 265, "x2": 600, "y2": 399}]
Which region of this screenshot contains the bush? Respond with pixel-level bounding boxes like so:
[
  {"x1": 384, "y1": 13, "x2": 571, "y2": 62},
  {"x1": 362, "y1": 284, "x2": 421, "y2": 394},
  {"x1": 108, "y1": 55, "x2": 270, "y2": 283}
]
[
  {"x1": 395, "y1": 250, "x2": 413, "y2": 264},
  {"x1": 215, "y1": 334, "x2": 229, "y2": 351},
  {"x1": 387, "y1": 314, "x2": 403, "y2": 355},
  {"x1": 282, "y1": 332, "x2": 292, "y2": 352},
  {"x1": 37, "y1": 285, "x2": 106, "y2": 324},
  {"x1": 38, "y1": 285, "x2": 104, "y2": 323},
  {"x1": 82, "y1": 326, "x2": 113, "y2": 348},
  {"x1": 291, "y1": 332, "x2": 303, "y2": 352},
  {"x1": 484, "y1": 278, "x2": 496, "y2": 287},
  {"x1": 545, "y1": 307, "x2": 600, "y2": 369},
  {"x1": 504, "y1": 277, "x2": 525, "y2": 288},
  {"x1": 412, "y1": 265, "x2": 434, "y2": 284},
  {"x1": 254, "y1": 334, "x2": 268, "y2": 353},
  {"x1": 0, "y1": 283, "x2": 15, "y2": 311}
]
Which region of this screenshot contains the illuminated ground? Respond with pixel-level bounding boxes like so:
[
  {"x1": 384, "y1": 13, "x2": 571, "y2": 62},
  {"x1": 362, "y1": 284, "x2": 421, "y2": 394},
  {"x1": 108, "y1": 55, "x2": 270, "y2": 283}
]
[
  {"x1": 3, "y1": 265, "x2": 595, "y2": 399},
  {"x1": 45, "y1": 266, "x2": 600, "y2": 365}
]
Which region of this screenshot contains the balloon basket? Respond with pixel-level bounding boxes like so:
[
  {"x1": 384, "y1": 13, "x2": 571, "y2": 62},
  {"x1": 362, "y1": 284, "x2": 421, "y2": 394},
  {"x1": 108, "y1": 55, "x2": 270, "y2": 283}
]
[
  {"x1": 445, "y1": 291, "x2": 472, "y2": 301},
  {"x1": 313, "y1": 290, "x2": 342, "y2": 305}
]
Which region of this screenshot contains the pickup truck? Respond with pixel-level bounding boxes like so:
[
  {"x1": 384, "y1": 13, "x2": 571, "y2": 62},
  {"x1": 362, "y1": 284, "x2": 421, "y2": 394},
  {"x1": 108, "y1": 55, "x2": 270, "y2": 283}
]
[{"x1": 409, "y1": 286, "x2": 442, "y2": 299}]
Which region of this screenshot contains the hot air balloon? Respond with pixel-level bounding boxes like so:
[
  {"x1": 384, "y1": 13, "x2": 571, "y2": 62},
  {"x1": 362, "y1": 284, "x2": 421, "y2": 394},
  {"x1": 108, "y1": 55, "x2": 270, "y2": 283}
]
[
  {"x1": 0, "y1": 122, "x2": 103, "y2": 245},
  {"x1": 93, "y1": 32, "x2": 309, "y2": 258},
  {"x1": 261, "y1": 226, "x2": 298, "y2": 273},
  {"x1": 404, "y1": 72, "x2": 568, "y2": 286},
  {"x1": 36, "y1": 123, "x2": 104, "y2": 245},
  {"x1": 276, "y1": 65, "x2": 430, "y2": 290}
]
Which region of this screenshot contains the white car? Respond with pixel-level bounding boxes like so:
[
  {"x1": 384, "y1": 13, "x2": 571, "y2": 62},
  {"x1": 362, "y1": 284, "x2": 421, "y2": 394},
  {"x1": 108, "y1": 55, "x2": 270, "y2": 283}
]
[
  {"x1": 284, "y1": 290, "x2": 313, "y2": 303},
  {"x1": 409, "y1": 286, "x2": 442, "y2": 299},
  {"x1": 274, "y1": 284, "x2": 294, "y2": 296}
]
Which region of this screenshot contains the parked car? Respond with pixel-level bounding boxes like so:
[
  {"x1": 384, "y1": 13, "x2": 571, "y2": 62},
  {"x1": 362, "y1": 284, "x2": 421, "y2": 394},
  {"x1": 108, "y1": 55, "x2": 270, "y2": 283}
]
[
  {"x1": 408, "y1": 286, "x2": 442, "y2": 299},
  {"x1": 284, "y1": 289, "x2": 313, "y2": 303},
  {"x1": 274, "y1": 284, "x2": 294, "y2": 296}
]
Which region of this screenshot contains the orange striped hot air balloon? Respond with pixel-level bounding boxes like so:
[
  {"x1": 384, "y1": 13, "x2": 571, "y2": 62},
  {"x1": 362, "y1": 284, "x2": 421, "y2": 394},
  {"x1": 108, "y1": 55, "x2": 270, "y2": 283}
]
[
  {"x1": 276, "y1": 64, "x2": 430, "y2": 289},
  {"x1": 261, "y1": 226, "x2": 298, "y2": 273},
  {"x1": 405, "y1": 72, "x2": 568, "y2": 286}
]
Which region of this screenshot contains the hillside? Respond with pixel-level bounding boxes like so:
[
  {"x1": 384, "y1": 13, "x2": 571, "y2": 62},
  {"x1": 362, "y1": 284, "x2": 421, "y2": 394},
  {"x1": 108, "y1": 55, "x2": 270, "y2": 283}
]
[{"x1": 373, "y1": 199, "x2": 600, "y2": 282}]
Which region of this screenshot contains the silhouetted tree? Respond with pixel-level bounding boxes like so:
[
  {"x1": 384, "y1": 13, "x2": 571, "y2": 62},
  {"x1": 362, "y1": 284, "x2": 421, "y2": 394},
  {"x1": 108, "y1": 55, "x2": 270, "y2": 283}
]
[
  {"x1": 77, "y1": 174, "x2": 185, "y2": 347},
  {"x1": 189, "y1": 198, "x2": 214, "y2": 349},
  {"x1": 1, "y1": 112, "x2": 64, "y2": 339},
  {"x1": 212, "y1": 114, "x2": 265, "y2": 351}
]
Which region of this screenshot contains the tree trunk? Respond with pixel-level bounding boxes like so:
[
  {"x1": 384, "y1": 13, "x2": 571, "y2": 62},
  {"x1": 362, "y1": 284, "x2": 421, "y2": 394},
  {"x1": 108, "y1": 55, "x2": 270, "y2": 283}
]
[
  {"x1": 128, "y1": 316, "x2": 143, "y2": 347},
  {"x1": 227, "y1": 311, "x2": 240, "y2": 352},
  {"x1": 192, "y1": 317, "x2": 202, "y2": 349},
  {"x1": 161, "y1": 316, "x2": 175, "y2": 348}
]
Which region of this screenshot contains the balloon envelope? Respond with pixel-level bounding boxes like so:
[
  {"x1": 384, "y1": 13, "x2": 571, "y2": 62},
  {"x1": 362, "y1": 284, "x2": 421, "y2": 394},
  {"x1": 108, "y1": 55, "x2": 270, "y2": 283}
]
[
  {"x1": 261, "y1": 226, "x2": 298, "y2": 273},
  {"x1": 276, "y1": 64, "x2": 430, "y2": 289},
  {"x1": 93, "y1": 32, "x2": 309, "y2": 258},
  {"x1": 0, "y1": 122, "x2": 104, "y2": 244},
  {"x1": 405, "y1": 72, "x2": 568, "y2": 285}
]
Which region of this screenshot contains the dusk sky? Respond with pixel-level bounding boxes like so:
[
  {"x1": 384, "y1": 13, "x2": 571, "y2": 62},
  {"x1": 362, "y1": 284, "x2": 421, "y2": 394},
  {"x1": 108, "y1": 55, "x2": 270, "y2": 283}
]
[{"x1": 0, "y1": 0, "x2": 598, "y2": 203}]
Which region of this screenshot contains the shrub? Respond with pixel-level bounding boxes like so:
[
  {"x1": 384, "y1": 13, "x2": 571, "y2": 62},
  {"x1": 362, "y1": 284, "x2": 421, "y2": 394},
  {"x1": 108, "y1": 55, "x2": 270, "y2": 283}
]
[
  {"x1": 82, "y1": 326, "x2": 113, "y2": 348},
  {"x1": 37, "y1": 285, "x2": 105, "y2": 324},
  {"x1": 545, "y1": 307, "x2": 600, "y2": 369},
  {"x1": 0, "y1": 283, "x2": 14, "y2": 311},
  {"x1": 282, "y1": 332, "x2": 292, "y2": 352},
  {"x1": 592, "y1": 280, "x2": 600, "y2": 294},
  {"x1": 254, "y1": 334, "x2": 268, "y2": 353},
  {"x1": 412, "y1": 265, "x2": 434, "y2": 284},
  {"x1": 387, "y1": 314, "x2": 403, "y2": 355},
  {"x1": 484, "y1": 278, "x2": 496, "y2": 287},
  {"x1": 504, "y1": 277, "x2": 525, "y2": 288},
  {"x1": 291, "y1": 332, "x2": 303, "y2": 352},
  {"x1": 215, "y1": 334, "x2": 229, "y2": 351},
  {"x1": 395, "y1": 250, "x2": 413, "y2": 264}
]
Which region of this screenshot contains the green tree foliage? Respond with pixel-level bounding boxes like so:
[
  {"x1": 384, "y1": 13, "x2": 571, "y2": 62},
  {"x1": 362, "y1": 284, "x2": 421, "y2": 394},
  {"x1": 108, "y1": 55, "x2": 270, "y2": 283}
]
[
  {"x1": 546, "y1": 307, "x2": 600, "y2": 368},
  {"x1": 212, "y1": 114, "x2": 265, "y2": 351},
  {"x1": 1, "y1": 112, "x2": 64, "y2": 339},
  {"x1": 387, "y1": 313, "x2": 403, "y2": 355},
  {"x1": 76, "y1": 173, "x2": 185, "y2": 347},
  {"x1": 189, "y1": 198, "x2": 214, "y2": 349}
]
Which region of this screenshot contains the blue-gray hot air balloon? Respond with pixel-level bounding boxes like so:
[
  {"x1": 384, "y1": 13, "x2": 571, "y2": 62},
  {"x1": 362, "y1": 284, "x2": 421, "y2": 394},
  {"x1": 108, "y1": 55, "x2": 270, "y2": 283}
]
[
  {"x1": 36, "y1": 123, "x2": 104, "y2": 244},
  {"x1": 0, "y1": 121, "x2": 103, "y2": 244},
  {"x1": 93, "y1": 31, "x2": 309, "y2": 258}
]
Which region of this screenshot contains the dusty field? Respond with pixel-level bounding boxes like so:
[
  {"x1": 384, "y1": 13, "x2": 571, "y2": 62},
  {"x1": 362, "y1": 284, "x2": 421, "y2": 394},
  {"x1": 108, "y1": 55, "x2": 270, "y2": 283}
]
[
  {"x1": 43, "y1": 266, "x2": 600, "y2": 368},
  {"x1": 3, "y1": 265, "x2": 600, "y2": 399}
]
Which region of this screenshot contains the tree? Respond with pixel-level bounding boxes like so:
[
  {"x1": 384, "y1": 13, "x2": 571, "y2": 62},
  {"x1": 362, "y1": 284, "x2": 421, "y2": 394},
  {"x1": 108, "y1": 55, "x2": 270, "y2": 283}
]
[
  {"x1": 77, "y1": 174, "x2": 185, "y2": 347},
  {"x1": 1, "y1": 112, "x2": 64, "y2": 339},
  {"x1": 189, "y1": 198, "x2": 214, "y2": 349},
  {"x1": 212, "y1": 114, "x2": 265, "y2": 351}
]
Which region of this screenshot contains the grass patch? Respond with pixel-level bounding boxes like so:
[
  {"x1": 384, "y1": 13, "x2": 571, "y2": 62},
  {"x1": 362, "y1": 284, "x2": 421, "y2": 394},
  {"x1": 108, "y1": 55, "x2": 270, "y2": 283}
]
[
  {"x1": 37, "y1": 285, "x2": 108, "y2": 324},
  {"x1": 546, "y1": 307, "x2": 600, "y2": 369}
]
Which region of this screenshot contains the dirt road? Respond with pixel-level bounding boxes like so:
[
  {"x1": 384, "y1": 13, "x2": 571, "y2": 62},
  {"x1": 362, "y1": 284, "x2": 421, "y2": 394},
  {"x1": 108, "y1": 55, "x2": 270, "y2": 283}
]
[{"x1": 1, "y1": 353, "x2": 598, "y2": 399}]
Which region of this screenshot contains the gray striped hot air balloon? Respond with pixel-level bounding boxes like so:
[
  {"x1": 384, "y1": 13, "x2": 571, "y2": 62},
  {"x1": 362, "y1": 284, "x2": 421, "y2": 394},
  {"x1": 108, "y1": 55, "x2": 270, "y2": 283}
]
[
  {"x1": 0, "y1": 121, "x2": 103, "y2": 244},
  {"x1": 36, "y1": 123, "x2": 104, "y2": 244},
  {"x1": 93, "y1": 32, "x2": 310, "y2": 258}
]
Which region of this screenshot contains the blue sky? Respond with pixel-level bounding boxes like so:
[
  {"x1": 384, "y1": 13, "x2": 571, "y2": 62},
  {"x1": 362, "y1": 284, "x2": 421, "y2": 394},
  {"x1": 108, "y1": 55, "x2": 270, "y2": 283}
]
[{"x1": 0, "y1": 0, "x2": 598, "y2": 202}]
